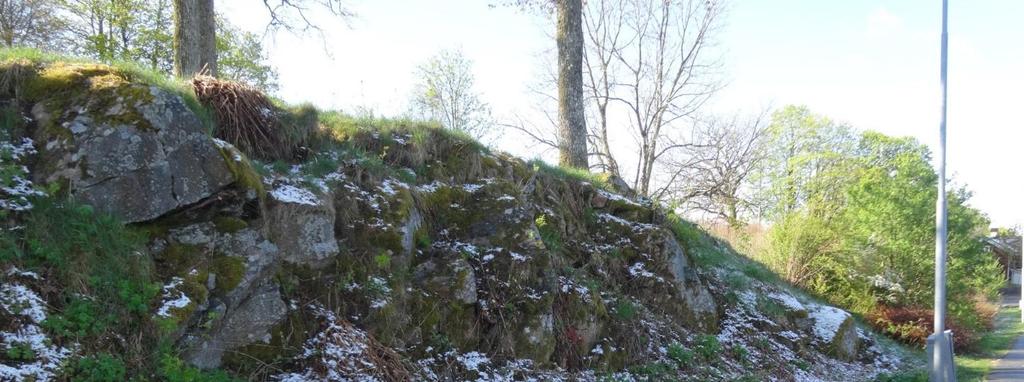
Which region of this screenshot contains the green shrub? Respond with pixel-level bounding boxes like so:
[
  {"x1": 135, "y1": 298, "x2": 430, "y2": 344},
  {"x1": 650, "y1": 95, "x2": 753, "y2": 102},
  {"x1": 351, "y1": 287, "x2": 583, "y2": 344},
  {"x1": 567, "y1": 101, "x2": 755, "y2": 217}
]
[
  {"x1": 534, "y1": 215, "x2": 563, "y2": 253},
  {"x1": 159, "y1": 354, "x2": 242, "y2": 382},
  {"x1": 613, "y1": 299, "x2": 637, "y2": 321},
  {"x1": 5, "y1": 342, "x2": 35, "y2": 361},
  {"x1": 694, "y1": 335, "x2": 720, "y2": 360},
  {"x1": 43, "y1": 297, "x2": 110, "y2": 338},
  {"x1": 72, "y1": 354, "x2": 127, "y2": 382},
  {"x1": 666, "y1": 342, "x2": 693, "y2": 368}
]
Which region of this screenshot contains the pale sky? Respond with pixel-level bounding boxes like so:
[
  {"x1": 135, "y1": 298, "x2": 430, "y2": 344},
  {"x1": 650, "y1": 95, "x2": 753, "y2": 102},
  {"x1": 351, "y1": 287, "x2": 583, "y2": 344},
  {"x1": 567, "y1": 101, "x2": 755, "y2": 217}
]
[{"x1": 221, "y1": 0, "x2": 1023, "y2": 228}]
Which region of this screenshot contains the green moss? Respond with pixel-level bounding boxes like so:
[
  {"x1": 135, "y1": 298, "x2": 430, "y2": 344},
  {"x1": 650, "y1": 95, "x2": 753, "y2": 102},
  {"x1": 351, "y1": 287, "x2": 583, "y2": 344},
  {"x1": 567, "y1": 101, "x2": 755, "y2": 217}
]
[
  {"x1": 216, "y1": 144, "x2": 266, "y2": 198},
  {"x1": 1, "y1": 48, "x2": 213, "y2": 130},
  {"x1": 212, "y1": 216, "x2": 248, "y2": 233},
  {"x1": 413, "y1": 226, "x2": 432, "y2": 249},
  {"x1": 210, "y1": 256, "x2": 245, "y2": 292}
]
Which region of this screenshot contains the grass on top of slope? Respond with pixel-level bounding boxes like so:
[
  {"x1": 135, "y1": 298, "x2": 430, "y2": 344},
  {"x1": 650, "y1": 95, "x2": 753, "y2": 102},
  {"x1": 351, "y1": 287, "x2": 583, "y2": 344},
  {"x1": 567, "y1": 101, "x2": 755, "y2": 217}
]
[{"x1": 0, "y1": 47, "x2": 212, "y2": 130}]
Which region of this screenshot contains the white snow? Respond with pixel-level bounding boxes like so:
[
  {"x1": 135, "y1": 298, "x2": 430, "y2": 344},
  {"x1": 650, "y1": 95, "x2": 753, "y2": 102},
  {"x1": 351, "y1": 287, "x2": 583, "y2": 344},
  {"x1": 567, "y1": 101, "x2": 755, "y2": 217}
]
[
  {"x1": 510, "y1": 252, "x2": 527, "y2": 262},
  {"x1": 1, "y1": 138, "x2": 44, "y2": 211},
  {"x1": 627, "y1": 262, "x2": 659, "y2": 280},
  {"x1": 769, "y1": 291, "x2": 806, "y2": 312},
  {"x1": 458, "y1": 351, "x2": 491, "y2": 371},
  {"x1": 275, "y1": 305, "x2": 383, "y2": 382},
  {"x1": 809, "y1": 305, "x2": 851, "y2": 342},
  {"x1": 417, "y1": 181, "x2": 447, "y2": 193},
  {"x1": 5, "y1": 267, "x2": 40, "y2": 280},
  {"x1": 378, "y1": 178, "x2": 408, "y2": 196},
  {"x1": 0, "y1": 281, "x2": 75, "y2": 381},
  {"x1": 270, "y1": 184, "x2": 320, "y2": 206},
  {"x1": 462, "y1": 183, "x2": 485, "y2": 193},
  {"x1": 156, "y1": 277, "x2": 192, "y2": 318}
]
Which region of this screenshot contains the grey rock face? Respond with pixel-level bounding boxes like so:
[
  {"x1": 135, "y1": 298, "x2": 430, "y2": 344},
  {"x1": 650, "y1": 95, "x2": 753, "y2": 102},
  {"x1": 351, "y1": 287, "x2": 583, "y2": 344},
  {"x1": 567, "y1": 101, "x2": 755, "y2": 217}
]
[
  {"x1": 265, "y1": 183, "x2": 340, "y2": 267},
  {"x1": 413, "y1": 258, "x2": 478, "y2": 305},
  {"x1": 808, "y1": 304, "x2": 859, "y2": 361},
  {"x1": 32, "y1": 86, "x2": 234, "y2": 223},
  {"x1": 663, "y1": 232, "x2": 718, "y2": 330},
  {"x1": 183, "y1": 283, "x2": 287, "y2": 369}
]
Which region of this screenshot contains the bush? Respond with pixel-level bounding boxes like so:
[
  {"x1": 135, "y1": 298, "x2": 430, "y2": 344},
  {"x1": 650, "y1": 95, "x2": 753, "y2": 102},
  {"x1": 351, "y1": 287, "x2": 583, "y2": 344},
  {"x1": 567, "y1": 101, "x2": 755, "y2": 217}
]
[
  {"x1": 694, "y1": 334, "x2": 720, "y2": 360},
  {"x1": 869, "y1": 306, "x2": 979, "y2": 352},
  {"x1": 72, "y1": 354, "x2": 127, "y2": 382}
]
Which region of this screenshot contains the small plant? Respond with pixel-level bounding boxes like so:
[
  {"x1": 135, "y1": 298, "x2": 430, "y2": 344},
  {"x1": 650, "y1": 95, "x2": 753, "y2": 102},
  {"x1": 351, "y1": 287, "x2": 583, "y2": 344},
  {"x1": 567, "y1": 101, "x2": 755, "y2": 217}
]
[
  {"x1": 43, "y1": 297, "x2": 108, "y2": 338},
  {"x1": 613, "y1": 299, "x2": 637, "y2": 321},
  {"x1": 5, "y1": 342, "x2": 36, "y2": 361},
  {"x1": 303, "y1": 154, "x2": 339, "y2": 178},
  {"x1": 414, "y1": 228, "x2": 432, "y2": 249},
  {"x1": 270, "y1": 160, "x2": 290, "y2": 174},
  {"x1": 627, "y1": 361, "x2": 675, "y2": 379},
  {"x1": 694, "y1": 334, "x2": 720, "y2": 360},
  {"x1": 753, "y1": 337, "x2": 771, "y2": 350},
  {"x1": 72, "y1": 353, "x2": 127, "y2": 382},
  {"x1": 730, "y1": 345, "x2": 749, "y2": 364},
  {"x1": 374, "y1": 252, "x2": 392, "y2": 269},
  {"x1": 725, "y1": 272, "x2": 749, "y2": 290},
  {"x1": 583, "y1": 207, "x2": 598, "y2": 226},
  {"x1": 791, "y1": 359, "x2": 811, "y2": 371},
  {"x1": 159, "y1": 354, "x2": 242, "y2": 382},
  {"x1": 666, "y1": 341, "x2": 694, "y2": 368},
  {"x1": 742, "y1": 263, "x2": 774, "y2": 282},
  {"x1": 534, "y1": 214, "x2": 563, "y2": 253}
]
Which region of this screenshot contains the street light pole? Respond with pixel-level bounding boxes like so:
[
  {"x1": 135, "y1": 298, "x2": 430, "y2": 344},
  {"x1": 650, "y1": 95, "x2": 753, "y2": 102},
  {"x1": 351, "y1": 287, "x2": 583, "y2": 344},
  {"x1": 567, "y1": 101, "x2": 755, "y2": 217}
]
[{"x1": 927, "y1": 0, "x2": 956, "y2": 380}]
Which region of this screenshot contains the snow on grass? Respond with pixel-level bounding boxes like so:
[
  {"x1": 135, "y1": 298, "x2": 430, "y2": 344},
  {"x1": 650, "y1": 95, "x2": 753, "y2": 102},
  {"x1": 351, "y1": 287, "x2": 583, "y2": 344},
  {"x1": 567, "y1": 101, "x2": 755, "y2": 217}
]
[
  {"x1": 458, "y1": 351, "x2": 491, "y2": 371},
  {"x1": 558, "y1": 276, "x2": 590, "y2": 295},
  {"x1": 1, "y1": 138, "x2": 45, "y2": 212},
  {"x1": 768, "y1": 291, "x2": 806, "y2": 312},
  {"x1": 596, "y1": 213, "x2": 657, "y2": 232},
  {"x1": 155, "y1": 277, "x2": 191, "y2": 318},
  {"x1": 627, "y1": 262, "x2": 664, "y2": 282},
  {"x1": 211, "y1": 138, "x2": 243, "y2": 161},
  {"x1": 270, "y1": 184, "x2": 320, "y2": 206},
  {"x1": 462, "y1": 183, "x2": 485, "y2": 193},
  {"x1": 597, "y1": 189, "x2": 641, "y2": 207},
  {"x1": 378, "y1": 178, "x2": 408, "y2": 196},
  {"x1": 0, "y1": 281, "x2": 74, "y2": 381},
  {"x1": 417, "y1": 180, "x2": 447, "y2": 193},
  {"x1": 275, "y1": 305, "x2": 384, "y2": 382},
  {"x1": 5, "y1": 267, "x2": 39, "y2": 280}
]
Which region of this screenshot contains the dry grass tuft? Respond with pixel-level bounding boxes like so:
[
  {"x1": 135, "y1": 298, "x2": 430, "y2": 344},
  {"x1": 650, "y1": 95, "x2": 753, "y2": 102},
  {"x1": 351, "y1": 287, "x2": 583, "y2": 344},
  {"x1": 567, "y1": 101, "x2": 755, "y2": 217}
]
[{"x1": 192, "y1": 75, "x2": 311, "y2": 161}]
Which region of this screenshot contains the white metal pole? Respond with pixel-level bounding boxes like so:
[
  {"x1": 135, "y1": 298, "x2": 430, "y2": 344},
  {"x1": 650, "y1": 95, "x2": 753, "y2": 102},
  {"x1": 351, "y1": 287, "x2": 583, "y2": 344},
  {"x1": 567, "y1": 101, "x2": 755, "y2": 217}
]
[
  {"x1": 934, "y1": 0, "x2": 949, "y2": 335},
  {"x1": 928, "y1": 0, "x2": 956, "y2": 380},
  {"x1": 1019, "y1": 232, "x2": 1023, "y2": 322}
]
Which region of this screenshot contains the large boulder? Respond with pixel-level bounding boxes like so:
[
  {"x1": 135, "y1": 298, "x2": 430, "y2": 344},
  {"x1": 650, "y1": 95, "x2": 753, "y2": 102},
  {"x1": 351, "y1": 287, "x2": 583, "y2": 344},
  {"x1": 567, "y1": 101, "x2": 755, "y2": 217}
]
[
  {"x1": 182, "y1": 283, "x2": 288, "y2": 369},
  {"x1": 30, "y1": 71, "x2": 234, "y2": 223},
  {"x1": 266, "y1": 183, "x2": 340, "y2": 267},
  {"x1": 808, "y1": 304, "x2": 859, "y2": 360},
  {"x1": 663, "y1": 233, "x2": 718, "y2": 330}
]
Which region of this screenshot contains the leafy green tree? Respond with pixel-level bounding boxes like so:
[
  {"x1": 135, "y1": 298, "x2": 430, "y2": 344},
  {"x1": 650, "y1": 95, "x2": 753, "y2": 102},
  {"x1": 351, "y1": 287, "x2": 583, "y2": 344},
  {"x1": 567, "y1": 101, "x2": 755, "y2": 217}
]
[
  {"x1": 412, "y1": 49, "x2": 492, "y2": 140},
  {"x1": 0, "y1": 0, "x2": 67, "y2": 49},
  {"x1": 216, "y1": 17, "x2": 278, "y2": 91},
  {"x1": 759, "y1": 114, "x2": 1000, "y2": 337},
  {"x1": 57, "y1": 0, "x2": 278, "y2": 92},
  {"x1": 755, "y1": 105, "x2": 855, "y2": 218}
]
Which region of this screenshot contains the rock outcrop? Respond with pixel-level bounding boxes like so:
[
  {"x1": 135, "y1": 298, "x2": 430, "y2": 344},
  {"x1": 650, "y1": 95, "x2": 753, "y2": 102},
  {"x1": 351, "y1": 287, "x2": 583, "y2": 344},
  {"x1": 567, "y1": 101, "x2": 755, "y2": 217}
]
[
  {"x1": 0, "y1": 59, "x2": 912, "y2": 381},
  {"x1": 27, "y1": 63, "x2": 236, "y2": 222}
]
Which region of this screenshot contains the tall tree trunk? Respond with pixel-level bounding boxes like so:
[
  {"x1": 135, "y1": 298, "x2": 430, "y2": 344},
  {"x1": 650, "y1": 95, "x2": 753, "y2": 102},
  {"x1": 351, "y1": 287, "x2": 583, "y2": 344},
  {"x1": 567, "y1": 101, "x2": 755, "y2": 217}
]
[
  {"x1": 556, "y1": 0, "x2": 588, "y2": 169},
  {"x1": 173, "y1": 0, "x2": 216, "y2": 77}
]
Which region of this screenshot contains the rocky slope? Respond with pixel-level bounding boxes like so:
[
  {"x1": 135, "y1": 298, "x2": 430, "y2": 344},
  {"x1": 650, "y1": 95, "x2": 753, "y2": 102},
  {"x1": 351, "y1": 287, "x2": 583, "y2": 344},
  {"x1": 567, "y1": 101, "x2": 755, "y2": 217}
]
[{"x1": 0, "y1": 58, "x2": 918, "y2": 381}]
